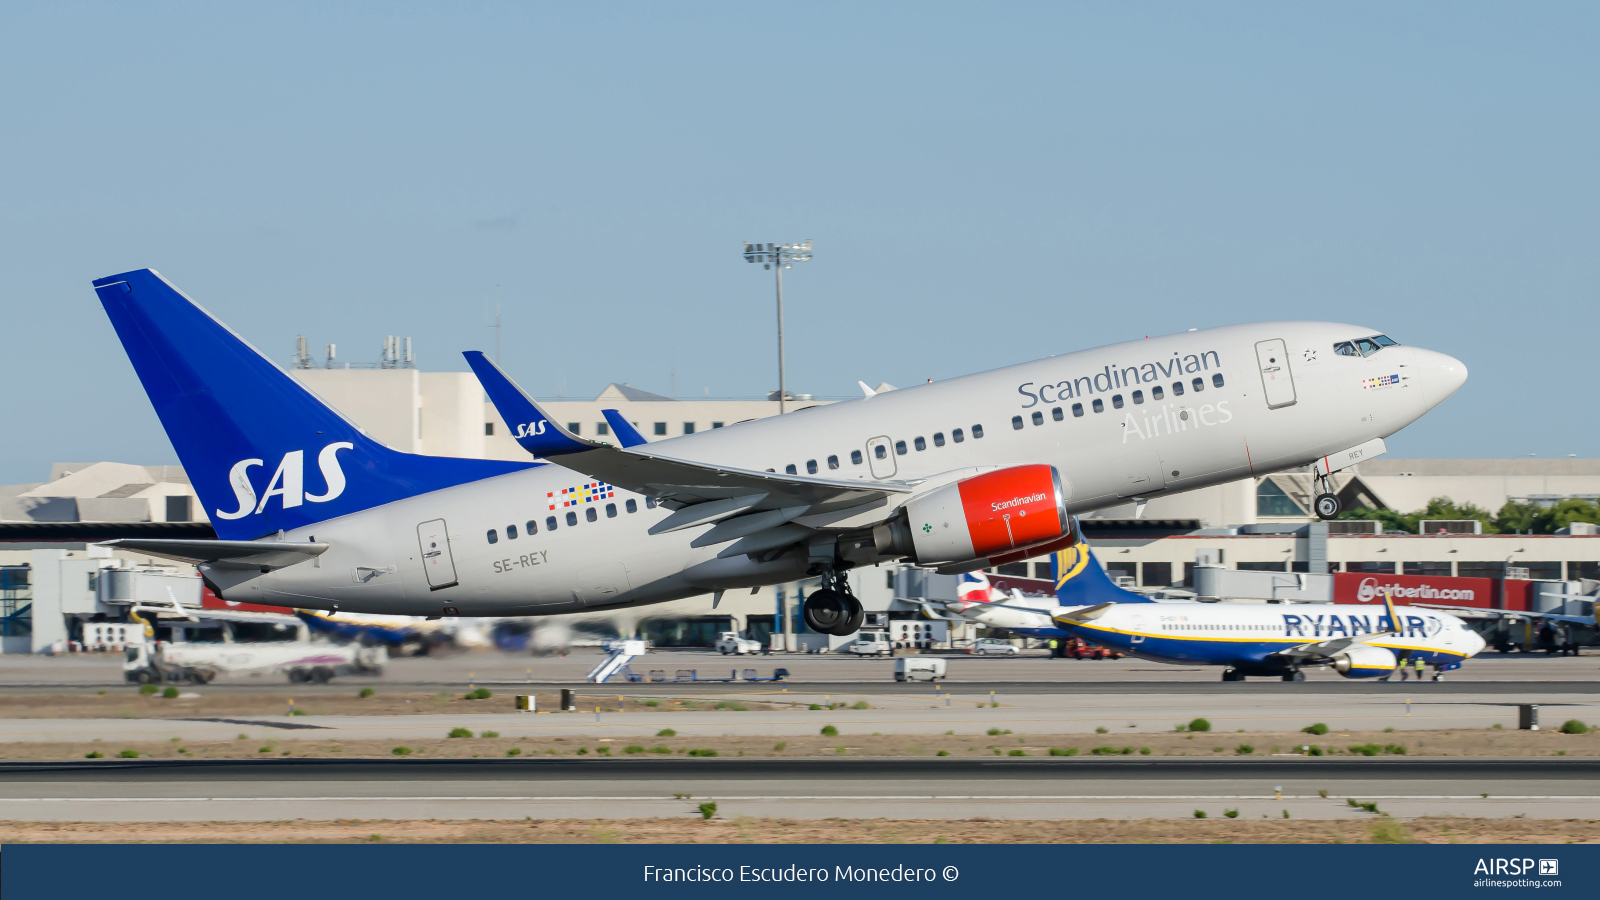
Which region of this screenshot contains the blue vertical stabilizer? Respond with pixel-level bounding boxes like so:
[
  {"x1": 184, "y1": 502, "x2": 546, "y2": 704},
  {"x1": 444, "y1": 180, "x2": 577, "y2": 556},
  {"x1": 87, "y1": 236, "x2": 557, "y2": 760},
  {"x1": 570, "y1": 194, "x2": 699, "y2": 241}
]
[
  {"x1": 1051, "y1": 544, "x2": 1155, "y2": 605},
  {"x1": 93, "y1": 269, "x2": 533, "y2": 540}
]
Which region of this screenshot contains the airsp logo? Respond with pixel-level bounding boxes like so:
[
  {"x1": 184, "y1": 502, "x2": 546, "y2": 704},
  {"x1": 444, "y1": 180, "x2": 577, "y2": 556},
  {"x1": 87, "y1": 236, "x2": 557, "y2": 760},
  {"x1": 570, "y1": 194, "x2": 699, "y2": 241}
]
[
  {"x1": 215, "y1": 442, "x2": 354, "y2": 520},
  {"x1": 514, "y1": 421, "x2": 548, "y2": 438}
]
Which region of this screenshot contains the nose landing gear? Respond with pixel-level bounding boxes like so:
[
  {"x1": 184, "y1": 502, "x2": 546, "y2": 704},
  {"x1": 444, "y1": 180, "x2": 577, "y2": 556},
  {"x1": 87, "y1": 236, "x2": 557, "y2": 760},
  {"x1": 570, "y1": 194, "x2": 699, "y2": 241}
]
[
  {"x1": 803, "y1": 570, "x2": 864, "y2": 637},
  {"x1": 1313, "y1": 471, "x2": 1341, "y2": 520}
]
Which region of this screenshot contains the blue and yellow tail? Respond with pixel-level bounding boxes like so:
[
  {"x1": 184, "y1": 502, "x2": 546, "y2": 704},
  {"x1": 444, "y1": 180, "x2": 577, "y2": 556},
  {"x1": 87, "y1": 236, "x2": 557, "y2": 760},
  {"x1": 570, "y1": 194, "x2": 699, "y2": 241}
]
[{"x1": 1050, "y1": 544, "x2": 1155, "y2": 606}]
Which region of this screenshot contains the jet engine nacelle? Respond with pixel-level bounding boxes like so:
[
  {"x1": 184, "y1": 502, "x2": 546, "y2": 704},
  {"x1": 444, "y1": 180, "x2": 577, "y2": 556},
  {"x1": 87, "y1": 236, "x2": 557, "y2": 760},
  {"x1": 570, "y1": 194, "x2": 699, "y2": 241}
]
[
  {"x1": 1331, "y1": 643, "x2": 1398, "y2": 679},
  {"x1": 874, "y1": 464, "x2": 1071, "y2": 566}
]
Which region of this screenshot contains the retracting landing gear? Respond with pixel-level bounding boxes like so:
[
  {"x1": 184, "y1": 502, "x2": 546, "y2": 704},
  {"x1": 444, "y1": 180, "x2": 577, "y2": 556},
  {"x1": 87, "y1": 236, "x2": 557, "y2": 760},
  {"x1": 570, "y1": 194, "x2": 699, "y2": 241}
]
[
  {"x1": 802, "y1": 569, "x2": 864, "y2": 637},
  {"x1": 1313, "y1": 471, "x2": 1340, "y2": 520}
]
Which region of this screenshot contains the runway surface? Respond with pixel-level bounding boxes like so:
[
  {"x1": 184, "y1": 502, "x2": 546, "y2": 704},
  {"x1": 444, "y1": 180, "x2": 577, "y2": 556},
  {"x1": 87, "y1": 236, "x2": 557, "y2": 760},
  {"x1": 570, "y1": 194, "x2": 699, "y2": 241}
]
[{"x1": 0, "y1": 757, "x2": 1592, "y2": 822}]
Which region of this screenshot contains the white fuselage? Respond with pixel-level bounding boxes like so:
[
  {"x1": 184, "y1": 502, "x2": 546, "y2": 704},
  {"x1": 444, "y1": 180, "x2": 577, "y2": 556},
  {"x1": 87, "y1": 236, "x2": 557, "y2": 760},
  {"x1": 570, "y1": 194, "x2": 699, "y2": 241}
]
[{"x1": 220, "y1": 322, "x2": 1465, "y2": 617}]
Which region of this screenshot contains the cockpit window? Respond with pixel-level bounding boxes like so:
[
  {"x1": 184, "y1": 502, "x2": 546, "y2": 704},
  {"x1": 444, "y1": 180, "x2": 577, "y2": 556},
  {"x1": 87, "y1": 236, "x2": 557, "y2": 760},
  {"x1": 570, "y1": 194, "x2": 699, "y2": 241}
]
[{"x1": 1336, "y1": 334, "x2": 1399, "y2": 358}]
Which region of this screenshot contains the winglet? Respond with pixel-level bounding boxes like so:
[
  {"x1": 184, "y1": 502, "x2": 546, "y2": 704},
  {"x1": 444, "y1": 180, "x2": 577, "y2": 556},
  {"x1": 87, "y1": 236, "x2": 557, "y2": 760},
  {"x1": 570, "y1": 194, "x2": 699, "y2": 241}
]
[
  {"x1": 601, "y1": 410, "x2": 649, "y2": 448},
  {"x1": 464, "y1": 351, "x2": 594, "y2": 457},
  {"x1": 1382, "y1": 588, "x2": 1403, "y2": 635},
  {"x1": 858, "y1": 381, "x2": 877, "y2": 398}
]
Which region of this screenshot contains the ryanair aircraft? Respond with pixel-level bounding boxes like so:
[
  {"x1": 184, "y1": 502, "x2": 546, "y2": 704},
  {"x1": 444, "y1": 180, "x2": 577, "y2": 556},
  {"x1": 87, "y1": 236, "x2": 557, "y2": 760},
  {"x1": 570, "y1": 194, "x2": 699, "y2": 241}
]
[
  {"x1": 92, "y1": 268, "x2": 1467, "y2": 638},
  {"x1": 941, "y1": 545, "x2": 1487, "y2": 681}
]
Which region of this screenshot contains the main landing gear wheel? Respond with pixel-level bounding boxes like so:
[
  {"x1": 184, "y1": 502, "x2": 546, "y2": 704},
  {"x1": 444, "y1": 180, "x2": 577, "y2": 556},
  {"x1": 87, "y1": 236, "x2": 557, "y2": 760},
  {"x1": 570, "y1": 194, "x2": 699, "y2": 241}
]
[
  {"x1": 1221, "y1": 669, "x2": 1245, "y2": 682},
  {"x1": 1314, "y1": 493, "x2": 1341, "y2": 520},
  {"x1": 803, "y1": 589, "x2": 850, "y2": 635},
  {"x1": 1282, "y1": 670, "x2": 1306, "y2": 682}
]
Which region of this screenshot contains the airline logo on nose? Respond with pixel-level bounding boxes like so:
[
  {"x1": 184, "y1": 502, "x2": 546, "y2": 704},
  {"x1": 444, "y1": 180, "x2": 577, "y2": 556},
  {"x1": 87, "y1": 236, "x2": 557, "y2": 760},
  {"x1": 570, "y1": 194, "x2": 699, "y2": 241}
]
[{"x1": 214, "y1": 442, "x2": 354, "y2": 520}]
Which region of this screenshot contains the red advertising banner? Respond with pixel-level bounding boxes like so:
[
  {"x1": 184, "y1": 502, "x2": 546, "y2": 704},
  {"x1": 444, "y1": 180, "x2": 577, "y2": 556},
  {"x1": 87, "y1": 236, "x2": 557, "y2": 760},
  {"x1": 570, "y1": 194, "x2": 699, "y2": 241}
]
[
  {"x1": 1332, "y1": 572, "x2": 1495, "y2": 609},
  {"x1": 199, "y1": 584, "x2": 296, "y2": 615}
]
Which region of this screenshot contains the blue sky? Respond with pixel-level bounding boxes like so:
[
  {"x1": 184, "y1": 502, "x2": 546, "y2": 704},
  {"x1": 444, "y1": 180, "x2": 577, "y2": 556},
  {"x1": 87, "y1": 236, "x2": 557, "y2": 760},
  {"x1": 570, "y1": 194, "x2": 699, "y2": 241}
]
[{"x1": 1, "y1": 2, "x2": 1596, "y2": 482}]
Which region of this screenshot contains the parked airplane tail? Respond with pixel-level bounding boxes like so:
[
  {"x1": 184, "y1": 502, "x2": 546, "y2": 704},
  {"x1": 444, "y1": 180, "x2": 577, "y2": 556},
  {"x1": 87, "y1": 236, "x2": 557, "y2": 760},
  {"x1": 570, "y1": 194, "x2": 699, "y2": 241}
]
[
  {"x1": 1051, "y1": 544, "x2": 1155, "y2": 606},
  {"x1": 92, "y1": 269, "x2": 532, "y2": 541}
]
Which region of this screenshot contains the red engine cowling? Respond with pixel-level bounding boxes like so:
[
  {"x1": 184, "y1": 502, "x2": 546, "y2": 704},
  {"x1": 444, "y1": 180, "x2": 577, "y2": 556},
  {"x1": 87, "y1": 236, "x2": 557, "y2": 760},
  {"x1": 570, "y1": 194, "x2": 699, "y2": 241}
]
[{"x1": 891, "y1": 465, "x2": 1070, "y2": 565}]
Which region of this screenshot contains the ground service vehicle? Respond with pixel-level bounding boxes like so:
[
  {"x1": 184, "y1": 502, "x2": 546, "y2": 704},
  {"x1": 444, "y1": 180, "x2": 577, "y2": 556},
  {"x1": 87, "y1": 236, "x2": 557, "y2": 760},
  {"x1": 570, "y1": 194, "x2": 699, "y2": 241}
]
[
  {"x1": 849, "y1": 631, "x2": 893, "y2": 656},
  {"x1": 123, "y1": 640, "x2": 387, "y2": 684},
  {"x1": 93, "y1": 269, "x2": 1466, "y2": 640},
  {"x1": 895, "y1": 657, "x2": 947, "y2": 682},
  {"x1": 714, "y1": 632, "x2": 762, "y2": 655}
]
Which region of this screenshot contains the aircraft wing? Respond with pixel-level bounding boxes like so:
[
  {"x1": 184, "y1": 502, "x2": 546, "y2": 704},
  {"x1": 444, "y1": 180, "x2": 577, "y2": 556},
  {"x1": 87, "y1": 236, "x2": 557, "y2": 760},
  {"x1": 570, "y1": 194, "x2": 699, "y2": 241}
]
[
  {"x1": 1413, "y1": 603, "x2": 1596, "y2": 626},
  {"x1": 100, "y1": 538, "x2": 328, "y2": 570},
  {"x1": 465, "y1": 352, "x2": 911, "y2": 543}
]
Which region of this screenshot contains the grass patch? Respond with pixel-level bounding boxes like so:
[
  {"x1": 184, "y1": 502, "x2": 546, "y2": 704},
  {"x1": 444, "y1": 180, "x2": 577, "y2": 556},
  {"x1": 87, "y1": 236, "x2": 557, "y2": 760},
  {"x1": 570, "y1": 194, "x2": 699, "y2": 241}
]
[
  {"x1": 624, "y1": 745, "x2": 645, "y2": 755},
  {"x1": 162, "y1": 686, "x2": 179, "y2": 699},
  {"x1": 987, "y1": 727, "x2": 1012, "y2": 736},
  {"x1": 359, "y1": 687, "x2": 375, "y2": 698},
  {"x1": 391, "y1": 746, "x2": 413, "y2": 756},
  {"x1": 698, "y1": 802, "x2": 718, "y2": 820},
  {"x1": 937, "y1": 750, "x2": 950, "y2": 756},
  {"x1": 715, "y1": 700, "x2": 748, "y2": 711},
  {"x1": 85, "y1": 751, "x2": 104, "y2": 759},
  {"x1": 139, "y1": 684, "x2": 157, "y2": 696},
  {"x1": 1560, "y1": 719, "x2": 1591, "y2": 735},
  {"x1": 773, "y1": 742, "x2": 787, "y2": 752},
  {"x1": 1369, "y1": 820, "x2": 1413, "y2": 843},
  {"x1": 1193, "y1": 810, "x2": 1207, "y2": 819},
  {"x1": 851, "y1": 700, "x2": 870, "y2": 710},
  {"x1": 1235, "y1": 744, "x2": 1254, "y2": 755},
  {"x1": 464, "y1": 688, "x2": 492, "y2": 700},
  {"x1": 1008, "y1": 749, "x2": 1028, "y2": 757},
  {"x1": 1095, "y1": 726, "x2": 1108, "y2": 734},
  {"x1": 1223, "y1": 809, "x2": 1239, "y2": 819},
  {"x1": 506, "y1": 748, "x2": 522, "y2": 757},
  {"x1": 649, "y1": 746, "x2": 672, "y2": 754},
  {"x1": 481, "y1": 731, "x2": 500, "y2": 738}
]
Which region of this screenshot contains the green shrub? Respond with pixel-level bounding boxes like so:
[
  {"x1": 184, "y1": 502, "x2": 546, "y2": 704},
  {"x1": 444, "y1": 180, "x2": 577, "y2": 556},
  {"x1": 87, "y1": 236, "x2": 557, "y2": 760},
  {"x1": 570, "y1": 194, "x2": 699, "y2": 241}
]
[
  {"x1": 698, "y1": 802, "x2": 717, "y2": 820},
  {"x1": 687, "y1": 748, "x2": 718, "y2": 757},
  {"x1": 139, "y1": 684, "x2": 157, "y2": 696},
  {"x1": 1193, "y1": 810, "x2": 1207, "y2": 819},
  {"x1": 482, "y1": 731, "x2": 500, "y2": 738},
  {"x1": 1306, "y1": 745, "x2": 1324, "y2": 756},
  {"x1": 507, "y1": 748, "x2": 522, "y2": 756},
  {"x1": 447, "y1": 727, "x2": 473, "y2": 738},
  {"x1": 1048, "y1": 747, "x2": 1070, "y2": 756},
  {"x1": 821, "y1": 725, "x2": 838, "y2": 737},
  {"x1": 851, "y1": 700, "x2": 870, "y2": 710},
  {"x1": 1139, "y1": 747, "x2": 1152, "y2": 755},
  {"x1": 1348, "y1": 744, "x2": 1381, "y2": 757},
  {"x1": 1384, "y1": 743, "x2": 1407, "y2": 755},
  {"x1": 937, "y1": 750, "x2": 950, "y2": 756},
  {"x1": 1347, "y1": 799, "x2": 1380, "y2": 814},
  {"x1": 596, "y1": 745, "x2": 611, "y2": 755},
  {"x1": 84, "y1": 751, "x2": 104, "y2": 759},
  {"x1": 118, "y1": 749, "x2": 138, "y2": 758},
  {"x1": 576, "y1": 747, "x2": 589, "y2": 755},
  {"x1": 1095, "y1": 726, "x2": 1109, "y2": 734},
  {"x1": 1090, "y1": 746, "x2": 1120, "y2": 755},
  {"x1": 1560, "y1": 719, "x2": 1591, "y2": 735},
  {"x1": 657, "y1": 728, "x2": 677, "y2": 737},
  {"x1": 1188, "y1": 718, "x2": 1211, "y2": 733},
  {"x1": 1174, "y1": 723, "x2": 1187, "y2": 732},
  {"x1": 1223, "y1": 808, "x2": 1239, "y2": 819},
  {"x1": 1008, "y1": 749, "x2": 1027, "y2": 756},
  {"x1": 1235, "y1": 744, "x2": 1254, "y2": 755},
  {"x1": 465, "y1": 688, "x2": 492, "y2": 700},
  {"x1": 257, "y1": 747, "x2": 271, "y2": 754},
  {"x1": 624, "y1": 745, "x2": 645, "y2": 755},
  {"x1": 359, "y1": 687, "x2": 375, "y2": 698},
  {"x1": 643, "y1": 699, "x2": 659, "y2": 707},
  {"x1": 715, "y1": 700, "x2": 748, "y2": 711},
  {"x1": 391, "y1": 746, "x2": 413, "y2": 756},
  {"x1": 649, "y1": 746, "x2": 672, "y2": 754},
  {"x1": 1302, "y1": 723, "x2": 1329, "y2": 735},
  {"x1": 809, "y1": 704, "x2": 822, "y2": 710},
  {"x1": 162, "y1": 686, "x2": 179, "y2": 699}
]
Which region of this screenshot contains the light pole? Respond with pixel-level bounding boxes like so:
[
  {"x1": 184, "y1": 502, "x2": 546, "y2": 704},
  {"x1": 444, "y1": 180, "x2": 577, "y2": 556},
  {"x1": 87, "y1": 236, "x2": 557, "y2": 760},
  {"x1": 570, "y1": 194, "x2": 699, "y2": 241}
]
[{"x1": 742, "y1": 240, "x2": 812, "y2": 414}]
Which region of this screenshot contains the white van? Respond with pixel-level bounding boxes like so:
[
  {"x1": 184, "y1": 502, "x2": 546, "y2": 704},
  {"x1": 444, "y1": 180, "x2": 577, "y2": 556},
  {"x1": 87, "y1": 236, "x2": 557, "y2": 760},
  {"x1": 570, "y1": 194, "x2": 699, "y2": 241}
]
[
  {"x1": 848, "y1": 631, "x2": 893, "y2": 656},
  {"x1": 895, "y1": 657, "x2": 947, "y2": 682}
]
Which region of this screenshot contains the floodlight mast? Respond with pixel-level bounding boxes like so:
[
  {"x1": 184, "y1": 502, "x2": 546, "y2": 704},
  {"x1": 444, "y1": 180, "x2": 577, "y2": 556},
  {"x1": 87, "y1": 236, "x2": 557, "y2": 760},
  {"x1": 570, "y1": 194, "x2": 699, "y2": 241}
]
[{"x1": 742, "y1": 240, "x2": 812, "y2": 414}]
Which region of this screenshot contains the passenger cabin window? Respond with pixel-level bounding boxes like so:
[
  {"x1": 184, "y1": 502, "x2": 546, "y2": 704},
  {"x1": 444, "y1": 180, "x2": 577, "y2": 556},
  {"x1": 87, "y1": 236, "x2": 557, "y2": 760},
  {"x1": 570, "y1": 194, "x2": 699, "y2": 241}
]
[
  {"x1": 1072, "y1": 403, "x2": 1084, "y2": 417},
  {"x1": 1052, "y1": 407, "x2": 1063, "y2": 421},
  {"x1": 1172, "y1": 381, "x2": 1184, "y2": 396},
  {"x1": 586, "y1": 507, "x2": 597, "y2": 522},
  {"x1": 1132, "y1": 390, "x2": 1143, "y2": 404},
  {"x1": 1212, "y1": 373, "x2": 1224, "y2": 388},
  {"x1": 1191, "y1": 377, "x2": 1204, "y2": 392},
  {"x1": 566, "y1": 511, "x2": 578, "y2": 527},
  {"x1": 914, "y1": 437, "x2": 926, "y2": 451},
  {"x1": 646, "y1": 497, "x2": 657, "y2": 509},
  {"x1": 894, "y1": 440, "x2": 907, "y2": 455},
  {"x1": 828, "y1": 454, "x2": 840, "y2": 469},
  {"x1": 526, "y1": 519, "x2": 538, "y2": 534},
  {"x1": 972, "y1": 424, "x2": 984, "y2": 438},
  {"x1": 1012, "y1": 415, "x2": 1024, "y2": 430},
  {"x1": 933, "y1": 433, "x2": 945, "y2": 447},
  {"x1": 506, "y1": 524, "x2": 518, "y2": 539},
  {"x1": 1092, "y1": 398, "x2": 1104, "y2": 413},
  {"x1": 605, "y1": 503, "x2": 617, "y2": 518},
  {"x1": 806, "y1": 459, "x2": 818, "y2": 473},
  {"x1": 874, "y1": 445, "x2": 887, "y2": 459},
  {"x1": 625, "y1": 499, "x2": 637, "y2": 513},
  {"x1": 851, "y1": 449, "x2": 864, "y2": 465},
  {"x1": 486, "y1": 529, "x2": 498, "y2": 544},
  {"x1": 952, "y1": 428, "x2": 965, "y2": 443},
  {"x1": 1031, "y1": 411, "x2": 1043, "y2": 426},
  {"x1": 1112, "y1": 394, "x2": 1124, "y2": 409},
  {"x1": 546, "y1": 516, "x2": 558, "y2": 531},
  {"x1": 785, "y1": 464, "x2": 797, "y2": 474},
  {"x1": 1152, "y1": 385, "x2": 1164, "y2": 400}
]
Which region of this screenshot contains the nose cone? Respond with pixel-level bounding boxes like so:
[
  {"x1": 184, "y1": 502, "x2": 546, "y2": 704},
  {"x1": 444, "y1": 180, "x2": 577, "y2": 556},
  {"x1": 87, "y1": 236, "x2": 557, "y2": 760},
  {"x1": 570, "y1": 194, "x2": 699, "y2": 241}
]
[
  {"x1": 1464, "y1": 627, "x2": 1487, "y2": 658},
  {"x1": 1412, "y1": 348, "x2": 1468, "y2": 407}
]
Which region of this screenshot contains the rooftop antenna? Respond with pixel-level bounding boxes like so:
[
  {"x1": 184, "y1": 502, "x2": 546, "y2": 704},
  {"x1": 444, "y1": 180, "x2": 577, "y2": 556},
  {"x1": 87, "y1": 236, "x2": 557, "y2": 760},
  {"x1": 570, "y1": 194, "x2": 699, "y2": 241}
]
[
  {"x1": 293, "y1": 335, "x2": 312, "y2": 369},
  {"x1": 484, "y1": 285, "x2": 502, "y2": 365}
]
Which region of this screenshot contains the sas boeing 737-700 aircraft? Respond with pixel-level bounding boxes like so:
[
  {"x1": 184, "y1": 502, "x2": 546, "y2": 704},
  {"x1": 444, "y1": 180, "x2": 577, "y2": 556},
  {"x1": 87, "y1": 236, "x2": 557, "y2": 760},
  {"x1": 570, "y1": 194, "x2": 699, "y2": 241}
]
[{"x1": 92, "y1": 268, "x2": 1466, "y2": 637}]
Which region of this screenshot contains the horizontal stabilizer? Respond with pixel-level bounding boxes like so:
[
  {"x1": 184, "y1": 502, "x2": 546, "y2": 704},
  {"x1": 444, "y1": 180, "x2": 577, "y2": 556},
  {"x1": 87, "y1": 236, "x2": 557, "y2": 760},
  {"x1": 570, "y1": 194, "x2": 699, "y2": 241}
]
[
  {"x1": 102, "y1": 538, "x2": 327, "y2": 570},
  {"x1": 601, "y1": 410, "x2": 649, "y2": 448}
]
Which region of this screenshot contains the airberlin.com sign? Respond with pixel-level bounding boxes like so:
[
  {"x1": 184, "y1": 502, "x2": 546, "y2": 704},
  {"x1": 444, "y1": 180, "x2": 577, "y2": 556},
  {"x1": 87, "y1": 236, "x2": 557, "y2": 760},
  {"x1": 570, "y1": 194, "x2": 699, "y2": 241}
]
[{"x1": 1332, "y1": 573, "x2": 1493, "y2": 608}]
